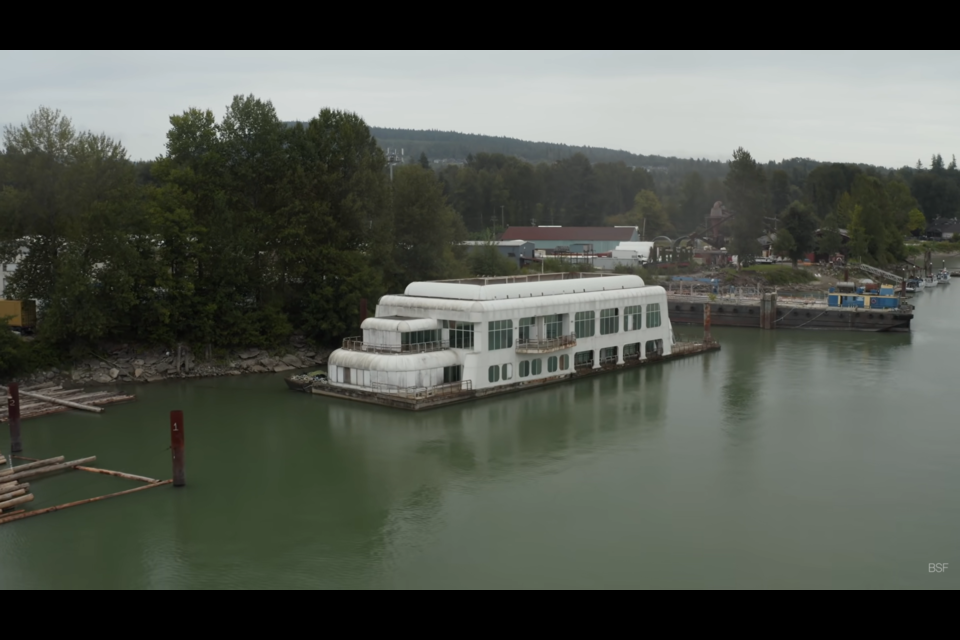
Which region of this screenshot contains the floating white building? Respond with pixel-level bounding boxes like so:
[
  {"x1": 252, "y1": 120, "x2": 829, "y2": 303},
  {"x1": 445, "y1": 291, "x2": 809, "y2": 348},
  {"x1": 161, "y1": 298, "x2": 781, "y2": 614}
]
[{"x1": 325, "y1": 272, "x2": 676, "y2": 398}]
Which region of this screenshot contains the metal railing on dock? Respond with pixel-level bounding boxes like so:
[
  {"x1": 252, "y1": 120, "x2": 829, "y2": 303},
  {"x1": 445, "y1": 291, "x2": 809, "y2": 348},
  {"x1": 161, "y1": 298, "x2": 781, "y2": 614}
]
[{"x1": 341, "y1": 337, "x2": 449, "y2": 354}]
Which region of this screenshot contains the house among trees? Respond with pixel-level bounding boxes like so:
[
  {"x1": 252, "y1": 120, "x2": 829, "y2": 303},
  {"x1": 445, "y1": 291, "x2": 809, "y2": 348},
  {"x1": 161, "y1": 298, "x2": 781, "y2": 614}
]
[{"x1": 924, "y1": 217, "x2": 960, "y2": 239}]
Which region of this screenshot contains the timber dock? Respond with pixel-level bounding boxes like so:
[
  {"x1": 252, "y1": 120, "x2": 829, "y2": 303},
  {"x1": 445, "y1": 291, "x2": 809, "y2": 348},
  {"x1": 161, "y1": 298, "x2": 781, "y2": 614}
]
[{"x1": 0, "y1": 382, "x2": 135, "y2": 422}]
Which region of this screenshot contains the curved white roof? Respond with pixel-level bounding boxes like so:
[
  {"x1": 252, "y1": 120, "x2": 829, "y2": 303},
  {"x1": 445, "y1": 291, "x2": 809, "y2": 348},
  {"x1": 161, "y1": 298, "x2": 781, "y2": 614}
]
[
  {"x1": 404, "y1": 274, "x2": 644, "y2": 301},
  {"x1": 328, "y1": 348, "x2": 460, "y2": 371},
  {"x1": 361, "y1": 317, "x2": 438, "y2": 332},
  {"x1": 378, "y1": 285, "x2": 666, "y2": 318}
]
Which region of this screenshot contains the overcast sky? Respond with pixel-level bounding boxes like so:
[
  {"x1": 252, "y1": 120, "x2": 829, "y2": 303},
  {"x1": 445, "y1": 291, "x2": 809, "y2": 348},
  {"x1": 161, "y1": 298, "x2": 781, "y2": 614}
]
[{"x1": 2, "y1": 50, "x2": 957, "y2": 167}]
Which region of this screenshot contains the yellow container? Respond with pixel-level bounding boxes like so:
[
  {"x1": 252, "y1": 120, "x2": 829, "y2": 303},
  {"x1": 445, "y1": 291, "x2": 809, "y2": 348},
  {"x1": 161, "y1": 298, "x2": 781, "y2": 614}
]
[{"x1": 0, "y1": 300, "x2": 37, "y2": 328}]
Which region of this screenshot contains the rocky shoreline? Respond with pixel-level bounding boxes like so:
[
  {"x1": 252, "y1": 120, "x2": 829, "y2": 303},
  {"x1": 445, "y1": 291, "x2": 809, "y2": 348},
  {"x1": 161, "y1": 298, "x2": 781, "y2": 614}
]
[{"x1": 12, "y1": 337, "x2": 331, "y2": 388}]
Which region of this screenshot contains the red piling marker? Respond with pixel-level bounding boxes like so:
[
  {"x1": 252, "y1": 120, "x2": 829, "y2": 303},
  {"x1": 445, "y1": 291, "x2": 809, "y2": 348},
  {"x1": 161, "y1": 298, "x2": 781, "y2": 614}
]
[
  {"x1": 170, "y1": 410, "x2": 185, "y2": 487},
  {"x1": 8, "y1": 383, "x2": 22, "y2": 454}
]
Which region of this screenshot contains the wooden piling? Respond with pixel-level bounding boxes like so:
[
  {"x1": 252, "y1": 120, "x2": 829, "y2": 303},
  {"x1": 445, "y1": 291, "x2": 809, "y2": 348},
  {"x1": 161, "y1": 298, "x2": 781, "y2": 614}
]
[
  {"x1": 704, "y1": 303, "x2": 712, "y2": 343},
  {"x1": 7, "y1": 383, "x2": 22, "y2": 453},
  {"x1": 171, "y1": 410, "x2": 185, "y2": 487}
]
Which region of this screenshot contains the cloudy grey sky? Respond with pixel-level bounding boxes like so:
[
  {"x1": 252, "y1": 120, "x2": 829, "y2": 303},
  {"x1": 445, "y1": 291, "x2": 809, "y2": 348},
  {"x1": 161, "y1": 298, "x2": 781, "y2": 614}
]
[{"x1": 2, "y1": 50, "x2": 957, "y2": 167}]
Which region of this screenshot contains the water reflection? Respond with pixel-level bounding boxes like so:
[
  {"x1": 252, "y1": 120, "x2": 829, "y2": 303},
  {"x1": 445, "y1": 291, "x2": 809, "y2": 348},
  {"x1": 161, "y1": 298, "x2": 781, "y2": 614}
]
[{"x1": 718, "y1": 330, "x2": 775, "y2": 443}]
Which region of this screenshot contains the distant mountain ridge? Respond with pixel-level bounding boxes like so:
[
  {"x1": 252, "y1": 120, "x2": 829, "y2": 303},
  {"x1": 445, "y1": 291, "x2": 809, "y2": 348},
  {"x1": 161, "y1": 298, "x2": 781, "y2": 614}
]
[{"x1": 367, "y1": 126, "x2": 683, "y2": 167}]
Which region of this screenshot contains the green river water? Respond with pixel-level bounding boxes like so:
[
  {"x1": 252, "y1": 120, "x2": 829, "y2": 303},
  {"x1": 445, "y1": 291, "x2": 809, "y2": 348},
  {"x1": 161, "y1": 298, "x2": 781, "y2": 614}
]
[{"x1": 2, "y1": 274, "x2": 959, "y2": 589}]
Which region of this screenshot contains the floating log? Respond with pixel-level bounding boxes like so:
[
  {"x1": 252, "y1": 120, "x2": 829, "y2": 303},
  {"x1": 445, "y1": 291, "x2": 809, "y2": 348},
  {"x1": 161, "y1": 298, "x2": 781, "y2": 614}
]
[
  {"x1": 71, "y1": 467, "x2": 158, "y2": 483},
  {"x1": 0, "y1": 480, "x2": 171, "y2": 526},
  {"x1": 0, "y1": 482, "x2": 28, "y2": 497},
  {"x1": 19, "y1": 390, "x2": 103, "y2": 413},
  {"x1": 0, "y1": 456, "x2": 65, "y2": 478},
  {"x1": 2, "y1": 456, "x2": 97, "y2": 483},
  {"x1": 0, "y1": 493, "x2": 33, "y2": 511},
  {"x1": 0, "y1": 509, "x2": 24, "y2": 517},
  {"x1": 12, "y1": 456, "x2": 157, "y2": 484},
  {"x1": 0, "y1": 488, "x2": 26, "y2": 502}
]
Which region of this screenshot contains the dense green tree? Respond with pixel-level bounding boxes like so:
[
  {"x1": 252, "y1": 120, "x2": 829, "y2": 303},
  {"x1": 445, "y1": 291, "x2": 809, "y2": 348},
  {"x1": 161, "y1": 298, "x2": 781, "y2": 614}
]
[
  {"x1": 777, "y1": 201, "x2": 817, "y2": 267},
  {"x1": 772, "y1": 228, "x2": 796, "y2": 262},
  {"x1": 724, "y1": 147, "x2": 767, "y2": 260},
  {"x1": 676, "y1": 172, "x2": 711, "y2": 234},
  {"x1": 770, "y1": 169, "x2": 791, "y2": 216},
  {"x1": 817, "y1": 213, "x2": 844, "y2": 259},
  {"x1": 468, "y1": 244, "x2": 518, "y2": 277},
  {"x1": 907, "y1": 208, "x2": 926, "y2": 234},
  {"x1": 848, "y1": 204, "x2": 868, "y2": 261},
  {"x1": 389, "y1": 164, "x2": 467, "y2": 288},
  {"x1": 419, "y1": 151, "x2": 430, "y2": 170}
]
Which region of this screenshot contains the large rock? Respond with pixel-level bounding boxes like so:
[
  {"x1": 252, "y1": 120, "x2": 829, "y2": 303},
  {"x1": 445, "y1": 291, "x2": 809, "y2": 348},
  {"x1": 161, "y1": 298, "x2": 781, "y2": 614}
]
[
  {"x1": 144, "y1": 374, "x2": 164, "y2": 383},
  {"x1": 71, "y1": 370, "x2": 81, "y2": 382},
  {"x1": 260, "y1": 356, "x2": 278, "y2": 369},
  {"x1": 281, "y1": 354, "x2": 302, "y2": 368},
  {"x1": 109, "y1": 368, "x2": 120, "y2": 379},
  {"x1": 95, "y1": 374, "x2": 112, "y2": 384},
  {"x1": 154, "y1": 363, "x2": 170, "y2": 374},
  {"x1": 273, "y1": 364, "x2": 294, "y2": 373},
  {"x1": 133, "y1": 359, "x2": 144, "y2": 366},
  {"x1": 239, "y1": 348, "x2": 260, "y2": 359},
  {"x1": 251, "y1": 365, "x2": 268, "y2": 373},
  {"x1": 134, "y1": 368, "x2": 144, "y2": 379},
  {"x1": 303, "y1": 351, "x2": 316, "y2": 359}
]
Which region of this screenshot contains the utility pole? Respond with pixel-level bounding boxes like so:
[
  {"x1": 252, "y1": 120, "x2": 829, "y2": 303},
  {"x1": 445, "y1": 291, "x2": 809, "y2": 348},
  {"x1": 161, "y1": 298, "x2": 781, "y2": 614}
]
[{"x1": 501, "y1": 205, "x2": 505, "y2": 231}]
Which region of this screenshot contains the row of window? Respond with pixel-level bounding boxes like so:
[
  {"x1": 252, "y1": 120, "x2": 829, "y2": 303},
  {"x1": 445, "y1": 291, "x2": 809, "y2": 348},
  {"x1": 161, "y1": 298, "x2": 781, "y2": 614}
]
[
  {"x1": 441, "y1": 305, "x2": 662, "y2": 353},
  {"x1": 401, "y1": 329, "x2": 441, "y2": 346},
  {"x1": 442, "y1": 320, "x2": 475, "y2": 349},
  {"x1": 485, "y1": 339, "x2": 666, "y2": 383},
  {"x1": 574, "y1": 304, "x2": 661, "y2": 339},
  {"x1": 487, "y1": 354, "x2": 572, "y2": 383},
  {"x1": 572, "y1": 340, "x2": 664, "y2": 367}
]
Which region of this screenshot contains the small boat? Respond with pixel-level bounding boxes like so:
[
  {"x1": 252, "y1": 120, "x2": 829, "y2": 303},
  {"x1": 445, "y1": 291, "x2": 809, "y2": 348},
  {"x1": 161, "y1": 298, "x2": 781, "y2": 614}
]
[
  {"x1": 925, "y1": 274, "x2": 937, "y2": 288},
  {"x1": 938, "y1": 261, "x2": 951, "y2": 284},
  {"x1": 285, "y1": 370, "x2": 327, "y2": 392},
  {"x1": 906, "y1": 277, "x2": 922, "y2": 293}
]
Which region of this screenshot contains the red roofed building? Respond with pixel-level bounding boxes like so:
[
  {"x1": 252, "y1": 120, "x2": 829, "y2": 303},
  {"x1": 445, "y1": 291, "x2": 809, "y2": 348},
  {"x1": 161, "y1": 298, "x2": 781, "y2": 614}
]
[{"x1": 499, "y1": 226, "x2": 639, "y2": 253}]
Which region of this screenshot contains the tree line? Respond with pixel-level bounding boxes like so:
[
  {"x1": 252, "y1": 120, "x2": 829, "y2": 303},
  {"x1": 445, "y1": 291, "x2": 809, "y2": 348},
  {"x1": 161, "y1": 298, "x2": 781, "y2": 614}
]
[{"x1": 1, "y1": 97, "x2": 957, "y2": 366}]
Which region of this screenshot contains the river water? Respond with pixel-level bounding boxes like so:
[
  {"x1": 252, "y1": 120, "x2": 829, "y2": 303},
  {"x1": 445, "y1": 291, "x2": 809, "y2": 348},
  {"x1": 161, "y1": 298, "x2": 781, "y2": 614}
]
[{"x1": 2, "y1": 274, "x2": 959, "y2": 589}]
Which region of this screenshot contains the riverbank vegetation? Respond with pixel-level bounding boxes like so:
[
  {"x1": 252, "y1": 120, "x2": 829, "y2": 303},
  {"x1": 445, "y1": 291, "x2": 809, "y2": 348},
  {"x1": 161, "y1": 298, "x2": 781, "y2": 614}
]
[{"x1": 1, "y1": 97, "x2": 958, "y2": 376}]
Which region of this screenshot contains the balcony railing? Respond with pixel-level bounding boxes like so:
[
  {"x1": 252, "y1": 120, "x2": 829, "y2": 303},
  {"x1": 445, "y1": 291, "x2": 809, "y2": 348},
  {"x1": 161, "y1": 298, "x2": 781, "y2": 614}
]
[
  {"x1": 341, "y1": 337, "x2": 449, "y2": 354},
  {"x1": 515, "y1": 333, "x2": 577, "y2": 354}
]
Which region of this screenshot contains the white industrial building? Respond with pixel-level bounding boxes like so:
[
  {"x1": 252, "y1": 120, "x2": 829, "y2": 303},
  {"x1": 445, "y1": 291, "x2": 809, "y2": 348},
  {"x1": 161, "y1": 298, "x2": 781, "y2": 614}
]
[{"x1": 327, "y1": 272, "x2": 673, "y2": 395}]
